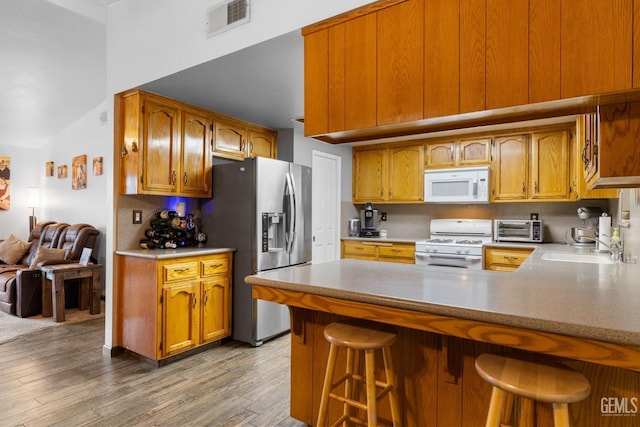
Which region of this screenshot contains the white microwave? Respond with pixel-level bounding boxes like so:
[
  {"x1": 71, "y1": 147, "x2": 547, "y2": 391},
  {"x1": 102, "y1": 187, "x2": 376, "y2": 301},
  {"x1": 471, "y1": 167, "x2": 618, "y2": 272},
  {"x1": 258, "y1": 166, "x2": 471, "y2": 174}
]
[{"x1": 424, "y1": 166, "x2": 490, "y2": 203}]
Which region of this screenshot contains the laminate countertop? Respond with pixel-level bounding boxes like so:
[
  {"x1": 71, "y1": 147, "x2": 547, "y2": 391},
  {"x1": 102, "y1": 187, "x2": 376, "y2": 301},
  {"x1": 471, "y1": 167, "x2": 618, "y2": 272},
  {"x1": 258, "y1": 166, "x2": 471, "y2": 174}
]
[
  {"x1": 245, "y1": 243, "x2": 640, "y2": 348},
  {"x1": 115, "y1": 247, "x2": 236, "y2": 260}
]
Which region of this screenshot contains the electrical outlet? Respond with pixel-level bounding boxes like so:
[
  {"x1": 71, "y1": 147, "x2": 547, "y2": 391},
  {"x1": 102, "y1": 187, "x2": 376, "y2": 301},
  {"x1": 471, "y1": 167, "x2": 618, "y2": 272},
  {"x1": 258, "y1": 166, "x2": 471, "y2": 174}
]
[
  {"x1": 133, "y1": 209, "x2": 143, "y2": 224},
  {"x1": 381, "y1": 212, "x2": 387, "y2": 221}
]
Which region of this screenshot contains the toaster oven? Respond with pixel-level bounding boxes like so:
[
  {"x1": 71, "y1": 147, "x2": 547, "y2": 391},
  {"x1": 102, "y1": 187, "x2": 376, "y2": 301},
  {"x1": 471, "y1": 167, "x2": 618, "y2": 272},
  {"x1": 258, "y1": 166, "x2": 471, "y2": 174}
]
[{"x1": 494, "y1": 219, "x2": 544, "y2": 243}]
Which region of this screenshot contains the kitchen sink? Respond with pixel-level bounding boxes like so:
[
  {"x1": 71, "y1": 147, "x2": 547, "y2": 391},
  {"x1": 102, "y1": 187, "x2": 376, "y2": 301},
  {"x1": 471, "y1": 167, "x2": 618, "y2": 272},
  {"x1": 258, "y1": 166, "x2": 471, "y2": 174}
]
[{"x1": 540, "y1": 252, "x2": 615, "y2": 264}]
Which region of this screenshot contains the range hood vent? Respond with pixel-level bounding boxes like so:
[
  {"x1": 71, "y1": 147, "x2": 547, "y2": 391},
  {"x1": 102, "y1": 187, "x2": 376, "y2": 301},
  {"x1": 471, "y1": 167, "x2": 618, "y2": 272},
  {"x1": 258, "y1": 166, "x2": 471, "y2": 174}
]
[{"x1": 206, "y1": 0, "x2": 250, "y2": 38}]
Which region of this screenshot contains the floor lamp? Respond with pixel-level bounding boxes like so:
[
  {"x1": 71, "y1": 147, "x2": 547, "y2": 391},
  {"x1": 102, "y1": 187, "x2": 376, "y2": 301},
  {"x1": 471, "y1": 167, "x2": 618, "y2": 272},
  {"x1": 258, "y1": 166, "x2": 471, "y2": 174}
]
[{"x1": 27, "y1": 187, "x2": 39, "y2": 235}]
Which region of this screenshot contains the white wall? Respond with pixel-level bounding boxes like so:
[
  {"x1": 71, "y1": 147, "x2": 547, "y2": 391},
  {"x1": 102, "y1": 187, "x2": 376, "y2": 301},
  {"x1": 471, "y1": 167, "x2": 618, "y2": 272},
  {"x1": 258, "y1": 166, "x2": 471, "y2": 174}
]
[
  {"x1": 103, "y1": 0, "x2": 374, "y2": 349},
  {"x1": 37, "y1": 101, "x2": 109, "y2": 267},
  {"x1": 0, "y1": 146, "x2": 40, "y2": 241}
]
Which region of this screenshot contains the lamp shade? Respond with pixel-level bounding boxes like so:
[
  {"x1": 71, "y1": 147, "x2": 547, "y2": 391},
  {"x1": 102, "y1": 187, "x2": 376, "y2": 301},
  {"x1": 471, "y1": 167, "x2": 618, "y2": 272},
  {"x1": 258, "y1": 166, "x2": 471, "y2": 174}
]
[{"x1": 27, "y1": 187, "x2": 39, "y2": 208}]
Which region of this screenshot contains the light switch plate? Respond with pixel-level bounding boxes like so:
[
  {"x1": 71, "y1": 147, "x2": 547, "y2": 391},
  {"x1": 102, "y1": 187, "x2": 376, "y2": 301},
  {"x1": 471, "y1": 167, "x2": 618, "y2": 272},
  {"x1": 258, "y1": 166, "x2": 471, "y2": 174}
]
[{"x1": 133, "y1": 209, "x2": 142, "y2": 224}]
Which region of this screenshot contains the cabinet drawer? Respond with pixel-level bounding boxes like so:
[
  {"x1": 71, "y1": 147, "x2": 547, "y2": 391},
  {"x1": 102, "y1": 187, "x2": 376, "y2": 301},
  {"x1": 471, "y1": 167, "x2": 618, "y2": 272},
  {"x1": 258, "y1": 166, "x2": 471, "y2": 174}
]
[
  {"x1": 378, "y1": 245, "x2": 414, "y2": 259},
  {"x1": 163, "y1": 262, "x2": 199, "y2": 282},
  {"x1": 343, "y1": 242, "x2": 377, "y2": 257},
  {"x1": 484, "y1": 247, "x2": 533, "y2": 269},
  {"x1": 201, "y1": 257, "x2": 230, "y2": 276}
]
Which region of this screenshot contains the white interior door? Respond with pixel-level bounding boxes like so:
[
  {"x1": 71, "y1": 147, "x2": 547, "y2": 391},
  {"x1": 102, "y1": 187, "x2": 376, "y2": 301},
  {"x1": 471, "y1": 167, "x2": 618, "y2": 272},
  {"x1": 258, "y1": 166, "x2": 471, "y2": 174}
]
[{"x1": 312, "y1": 150, "x2": 341, "y2": 264}]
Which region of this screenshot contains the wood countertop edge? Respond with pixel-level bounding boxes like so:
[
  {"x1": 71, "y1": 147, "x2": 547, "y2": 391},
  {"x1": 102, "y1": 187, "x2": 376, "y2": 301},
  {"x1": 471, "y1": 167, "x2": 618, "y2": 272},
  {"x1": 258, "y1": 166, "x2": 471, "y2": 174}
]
[{"x1": 250, "y1": 281, "x2": 640, "y2": 372}]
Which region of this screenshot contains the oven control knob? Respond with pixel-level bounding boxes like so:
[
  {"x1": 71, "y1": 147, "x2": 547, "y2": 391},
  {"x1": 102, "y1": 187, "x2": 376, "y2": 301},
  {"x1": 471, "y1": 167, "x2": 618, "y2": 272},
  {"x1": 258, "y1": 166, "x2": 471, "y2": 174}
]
[
  {"x1": 463, "y1": 248, "x2": 471, "y2": 254},
  {"x1": 432, "y1": 248, "x2": 438, "y2": 253},
  {"x1": 456, "y1": 248, "x2": 462, "y2": 254}
]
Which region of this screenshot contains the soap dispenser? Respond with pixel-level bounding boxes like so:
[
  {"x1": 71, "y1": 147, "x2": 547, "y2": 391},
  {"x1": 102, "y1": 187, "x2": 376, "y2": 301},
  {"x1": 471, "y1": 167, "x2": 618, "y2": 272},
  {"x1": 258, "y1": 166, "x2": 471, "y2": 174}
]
[{"x1": 611, "y1": 227, "x2": 623, "y2": 261}]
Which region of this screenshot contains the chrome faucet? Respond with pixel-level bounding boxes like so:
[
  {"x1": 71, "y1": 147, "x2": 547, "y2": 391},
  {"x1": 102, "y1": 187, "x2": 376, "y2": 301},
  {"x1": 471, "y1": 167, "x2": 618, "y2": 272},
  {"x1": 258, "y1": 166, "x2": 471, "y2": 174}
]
[{"x1": 579, "y1": 236, "x2": 623, "y2": 262}]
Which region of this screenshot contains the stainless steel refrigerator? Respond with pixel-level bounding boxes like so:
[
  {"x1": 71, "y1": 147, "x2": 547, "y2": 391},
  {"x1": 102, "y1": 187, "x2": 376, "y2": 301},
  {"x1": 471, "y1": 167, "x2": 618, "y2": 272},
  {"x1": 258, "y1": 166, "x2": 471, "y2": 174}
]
[{"x1": 200, "y1": 157, "x2": 312, "y2": 346}]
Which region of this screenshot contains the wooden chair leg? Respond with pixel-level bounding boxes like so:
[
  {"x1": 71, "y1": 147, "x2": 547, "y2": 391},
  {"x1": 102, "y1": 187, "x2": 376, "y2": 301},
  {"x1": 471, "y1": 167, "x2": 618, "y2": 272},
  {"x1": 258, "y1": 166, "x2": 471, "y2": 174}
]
[
  {"x1": 553, "y1": 402, "x2": 571, "y2": 427},
  {"x1": 317, "y1": 344, "x2": 338, "y2": 427},
  {"x1": 382, "y1": 345, "x2": 401, "y2": 427},
  {"x1": 485, "y1": 386, "x2": 507, "y2": 427}
]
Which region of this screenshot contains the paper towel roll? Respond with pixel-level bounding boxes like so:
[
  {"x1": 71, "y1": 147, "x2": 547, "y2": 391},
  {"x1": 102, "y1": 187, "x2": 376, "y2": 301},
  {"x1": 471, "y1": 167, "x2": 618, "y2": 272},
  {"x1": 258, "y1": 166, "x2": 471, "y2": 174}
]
[{"x1": 599, "y1": 214, "x2": 611, "y2": 250}]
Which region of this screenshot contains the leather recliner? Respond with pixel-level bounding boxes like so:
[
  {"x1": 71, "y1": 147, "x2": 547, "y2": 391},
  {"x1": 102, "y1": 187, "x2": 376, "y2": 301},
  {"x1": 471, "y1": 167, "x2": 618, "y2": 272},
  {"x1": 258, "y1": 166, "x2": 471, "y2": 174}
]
[{"x1": 0, "y1": 222, "x2": 100, "y2": 317}]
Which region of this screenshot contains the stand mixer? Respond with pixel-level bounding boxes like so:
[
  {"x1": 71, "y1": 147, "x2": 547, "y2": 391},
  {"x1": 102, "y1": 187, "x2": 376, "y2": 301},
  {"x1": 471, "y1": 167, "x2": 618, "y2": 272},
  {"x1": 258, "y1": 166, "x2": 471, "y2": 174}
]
[{"x1": 571, "y1": 207, "x2": 603, "y2": 246}]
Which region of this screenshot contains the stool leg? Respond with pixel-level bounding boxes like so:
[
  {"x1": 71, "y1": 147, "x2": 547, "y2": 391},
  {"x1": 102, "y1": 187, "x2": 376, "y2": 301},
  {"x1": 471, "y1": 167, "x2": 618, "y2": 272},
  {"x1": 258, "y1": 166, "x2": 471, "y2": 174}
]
[
  {"x1": 552, "y1": 403, "x2": 571, "y2": 427},
  {"x1": 485, "y1": 386, "x2": 507, "y2": 427},
  {"x1": 317, "y1": 343, "x2": 338, "y2": 427},
  {"x1": 342, "y1": 347, "x2": 355, "y2": 427},
  {"x1": 365, "y1": 348, "x2": 378, "y2": 427},
  {"x1": 517, "y1": 397, "x2": 534, "y2": 427},
  {"x1": 382, "y1": 345, "x2": 401, "y2": 427}
]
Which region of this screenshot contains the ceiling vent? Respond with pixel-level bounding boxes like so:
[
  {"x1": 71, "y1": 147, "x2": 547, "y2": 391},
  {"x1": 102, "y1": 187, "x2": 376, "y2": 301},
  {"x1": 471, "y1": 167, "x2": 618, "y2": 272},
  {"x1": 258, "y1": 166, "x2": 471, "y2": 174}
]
[{"x1": 207, "y1": 0, "x2": 251, "y2": 38}]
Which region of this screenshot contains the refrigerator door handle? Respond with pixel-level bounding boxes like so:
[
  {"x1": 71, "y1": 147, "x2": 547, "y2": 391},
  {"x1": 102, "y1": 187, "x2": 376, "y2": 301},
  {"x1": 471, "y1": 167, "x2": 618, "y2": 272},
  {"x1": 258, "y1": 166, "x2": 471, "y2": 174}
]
[{"x1": 285, "y1": 172, "x2": 296, "y2": 253}]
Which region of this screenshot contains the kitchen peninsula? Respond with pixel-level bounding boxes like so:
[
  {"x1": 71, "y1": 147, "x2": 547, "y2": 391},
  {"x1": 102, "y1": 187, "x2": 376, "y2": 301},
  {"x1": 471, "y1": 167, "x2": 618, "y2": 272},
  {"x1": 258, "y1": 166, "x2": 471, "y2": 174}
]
[{"x1": 246, "y1": 247, "x2": 640, "y2": 426}]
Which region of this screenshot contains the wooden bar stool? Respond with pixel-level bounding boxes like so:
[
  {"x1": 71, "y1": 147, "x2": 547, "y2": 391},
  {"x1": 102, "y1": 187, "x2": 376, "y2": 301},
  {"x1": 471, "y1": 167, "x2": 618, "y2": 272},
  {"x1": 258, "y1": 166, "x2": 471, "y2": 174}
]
[
  {"x1": 475, "y1": 353, "x2": 591, "y2": 427},
  {"x1": 317, "y1": 321, "x2": 401, "y2": 427}
]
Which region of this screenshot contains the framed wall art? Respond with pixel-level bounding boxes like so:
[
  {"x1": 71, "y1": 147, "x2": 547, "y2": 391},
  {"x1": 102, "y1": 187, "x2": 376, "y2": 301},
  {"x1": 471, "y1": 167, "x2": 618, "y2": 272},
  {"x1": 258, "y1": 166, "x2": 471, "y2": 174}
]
[
  {"x1": 58, "y1": 165, "x2": 68, "y2": 179},
  {"x1": 46, "y1": 161, "x2": 54, "y2": 177},
  {"x1": 0, "y1": 156, "x2": 11, "y2": 211},
  {"x1": 72, "y1": 155, "x2": 87, "y2": 190},
  {"x1": 93, "y1": 156, "x2": 103, "y2": 176}
]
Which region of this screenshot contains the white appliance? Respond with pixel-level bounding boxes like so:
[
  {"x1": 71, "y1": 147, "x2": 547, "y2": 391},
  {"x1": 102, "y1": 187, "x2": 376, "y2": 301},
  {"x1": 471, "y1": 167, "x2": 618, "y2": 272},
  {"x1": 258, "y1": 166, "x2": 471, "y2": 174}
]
[
  {"x1": 415, "y1": 219, "x2": 493, "y2": 269},
  {"x1": 424, "y1": 166, "x2": 490, "y2": 203},
  {"x1": 201, "y1": 157, "x2": 312, "y2": 346}
]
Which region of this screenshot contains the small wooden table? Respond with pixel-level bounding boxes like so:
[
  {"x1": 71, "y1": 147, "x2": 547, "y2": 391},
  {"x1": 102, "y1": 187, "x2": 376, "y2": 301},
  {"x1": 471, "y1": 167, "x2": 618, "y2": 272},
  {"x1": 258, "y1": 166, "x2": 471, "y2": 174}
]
[{"x1": 40, "y1": 263, "x2": 103, "y2": 322}]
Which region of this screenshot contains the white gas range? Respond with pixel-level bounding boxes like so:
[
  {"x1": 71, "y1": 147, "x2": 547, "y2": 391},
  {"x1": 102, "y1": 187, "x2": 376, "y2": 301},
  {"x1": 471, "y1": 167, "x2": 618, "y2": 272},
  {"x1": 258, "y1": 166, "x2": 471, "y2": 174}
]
[{"x1": 415, "y1": 219, "x2": 493, "y2": 269}]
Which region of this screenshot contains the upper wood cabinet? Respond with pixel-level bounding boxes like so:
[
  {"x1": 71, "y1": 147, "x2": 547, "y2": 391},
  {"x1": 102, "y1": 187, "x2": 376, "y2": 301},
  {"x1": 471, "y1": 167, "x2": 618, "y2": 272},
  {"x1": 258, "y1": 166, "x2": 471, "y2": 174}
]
[
  {"x1": 560, "y1": 0, "x2": 633, "y2": 98},
  {"x1": 585, "y1": 102, "x2": 640, "y2": 188},
  {"x1": 212, "y1": 115, "x2": 277, "y2": 161},
  {"x1": 425, "y1": 138, "x2": 491, "y2": 169},
  {"x1": 117, "y1": 90, "x2": 212, "y2": 198},
  {"x1": 303, "y1": 0, "x2": 640, "y2": 145},
  {"x1": 492, "y1": 129, "x2": 571, "y2": 202},
  {"x1": 571, "y1": 116, "x2": 619, "y2": 199},
  {"x1": 352, "y1": 143, "x2": 424, "y2": 203}
]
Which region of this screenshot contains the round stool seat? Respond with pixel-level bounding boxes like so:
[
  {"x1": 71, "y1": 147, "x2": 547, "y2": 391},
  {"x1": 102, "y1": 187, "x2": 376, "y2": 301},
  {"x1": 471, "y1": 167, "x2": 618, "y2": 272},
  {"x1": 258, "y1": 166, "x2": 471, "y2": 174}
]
[
  {"x1": 475, "y1": 353, "x2": 591, "y2": 403},
  {"x1": 323, "y1": 321, "x2": 397, "y2": 350}
]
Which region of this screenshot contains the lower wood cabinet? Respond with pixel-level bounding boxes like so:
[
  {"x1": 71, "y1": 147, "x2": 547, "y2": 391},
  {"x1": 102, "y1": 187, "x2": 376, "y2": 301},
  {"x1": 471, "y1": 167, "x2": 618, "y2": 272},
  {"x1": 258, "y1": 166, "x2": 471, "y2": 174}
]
[
  {"x1": 116, "y1": 251, "x2": 233, "y2": 361},
  {"x1": 342, "y1": 240, "x2": 415, "y2": 264},
  {"x1": 483, "y1": 246, "x2": 534, "y2": 272}
]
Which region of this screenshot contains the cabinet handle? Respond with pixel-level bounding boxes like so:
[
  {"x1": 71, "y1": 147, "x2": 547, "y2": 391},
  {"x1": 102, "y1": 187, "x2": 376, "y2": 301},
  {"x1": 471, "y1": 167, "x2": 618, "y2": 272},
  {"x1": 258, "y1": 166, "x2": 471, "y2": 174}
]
[
  {"x1": 193, "y1": 294, "x2": 197, "y2": 309},
  {"x1": 183, "y1": 171, "x2": 188, "y2": 185},
  {"x1": 121, "y1": 143, "x2": 128, "y2": 156},
  {"x1": 249, "y1": 142, "x2": 254, "y2": 153},
  {"x1": 204, "y1": 289, "x2": 209, "y2": 305},
  {"x1": 504, "y1": 256, "x2": 518, "y2": 262},
  {"x1": 172, "y1": 170, "x2": 177, "y2": 185},
  {"x1": 582, "y1": 139, "x2": 590, "y2": 167},
  {"x1": 173, "y1": 267, "x2": 190, "y2": 273},
  {"x1": 210, "y1": 263, "x2": 223, "y2": 268},
  {"x1": 522, "y1": 182, "x2": 525, "y2": 193},
  {"x1": 534, "y1": 181, "x2": 538, "y2": 192}
]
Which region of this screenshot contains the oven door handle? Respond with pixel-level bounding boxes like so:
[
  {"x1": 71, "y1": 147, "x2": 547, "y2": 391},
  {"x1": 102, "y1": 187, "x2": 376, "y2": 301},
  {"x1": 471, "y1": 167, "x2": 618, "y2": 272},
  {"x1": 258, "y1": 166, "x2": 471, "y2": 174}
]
[{"x1": 416, "y1": 253, "x2": 482, "y2": 262}]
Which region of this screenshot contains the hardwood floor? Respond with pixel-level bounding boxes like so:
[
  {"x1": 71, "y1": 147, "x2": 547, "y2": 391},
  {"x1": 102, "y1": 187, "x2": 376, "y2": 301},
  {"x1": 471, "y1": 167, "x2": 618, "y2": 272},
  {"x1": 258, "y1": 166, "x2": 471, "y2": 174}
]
[{"x1": 0, "y1": 318, "x2": 307, "y2": 426}]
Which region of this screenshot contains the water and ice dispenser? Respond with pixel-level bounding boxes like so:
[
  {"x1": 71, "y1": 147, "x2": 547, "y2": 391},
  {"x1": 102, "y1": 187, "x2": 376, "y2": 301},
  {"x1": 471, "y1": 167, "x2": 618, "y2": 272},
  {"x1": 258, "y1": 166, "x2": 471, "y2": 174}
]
[{"x1": 262, "y1": 212, "x2": 286, "y2": 252}]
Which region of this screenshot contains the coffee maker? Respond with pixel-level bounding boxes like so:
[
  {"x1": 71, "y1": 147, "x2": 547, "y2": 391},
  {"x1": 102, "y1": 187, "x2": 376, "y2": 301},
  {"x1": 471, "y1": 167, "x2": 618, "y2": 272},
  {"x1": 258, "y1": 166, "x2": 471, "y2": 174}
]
[{"x1": 359, "y1": 202, "x2": 380, "y2": 237}]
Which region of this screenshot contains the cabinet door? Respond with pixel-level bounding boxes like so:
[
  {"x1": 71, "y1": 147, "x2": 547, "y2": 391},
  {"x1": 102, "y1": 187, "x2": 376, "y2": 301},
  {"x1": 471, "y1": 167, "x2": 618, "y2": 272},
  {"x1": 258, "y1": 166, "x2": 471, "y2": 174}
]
[
  {"x1": 458, "y1": 138, "x2": 491, "y2": 166},
  {"x1": 424, "y1": 0, "x2": 460, "y2": 118},
  {"x1": 492, "y1": 135, "x2": 528, "y2": 201},
  {"x1": 328, "y1": 24, "x2": 346, "y2": 133},
  {"x1": 353, "y1": 148, "x2": 386, "y2": 203},
  {"x1": 304, "y1": 29, "x2": 329, "y2": 136},
  {"x1": 342, "y1": 241, "x2": 377, "y2": 260},
  {"x1": 201, "y1": 277, "x2": 231, "y2": 343},
  {"x1": 530, "y1": 130, "x2": 570, "y2": 200},
  {"x1": 141, "y1": 99, "x2": 180, "y2": 194},
  {"x1": 247, "y1": 127, "x2": 277, "y2": 159},
  {"x1": 486, "y1": 0, "x2": 529, "y2": 109},
  {"x1": 459, "y1": 0, "x2": 486, "y2": 113},
  {"x1": 213, "y1": 118, "x2": 246, "y2": 161},
  {"x1": 389, "y1": 145, "x2": 424, "y2": 201},
  {"x1": 377, "y1": 0, "x2": 424, "y2": 125},
  {"x1": 529, "y1": 0, "x2": 561, "y2": 103},
  {"x1": 425, "y1": 142, "x2": 456, "y2": 168},
  {"x1": 561, "y1": 0, "x2": 632, "y2": 98},
  {"x1": 162, "y1": 281, "x2": 199, "y2": 356},
  {"x1": 345, "y1": 13, "x2": 377, "y2": 130},
  {"x1": 181, "y1": 110, "x2": 212, "y2": 197}
]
